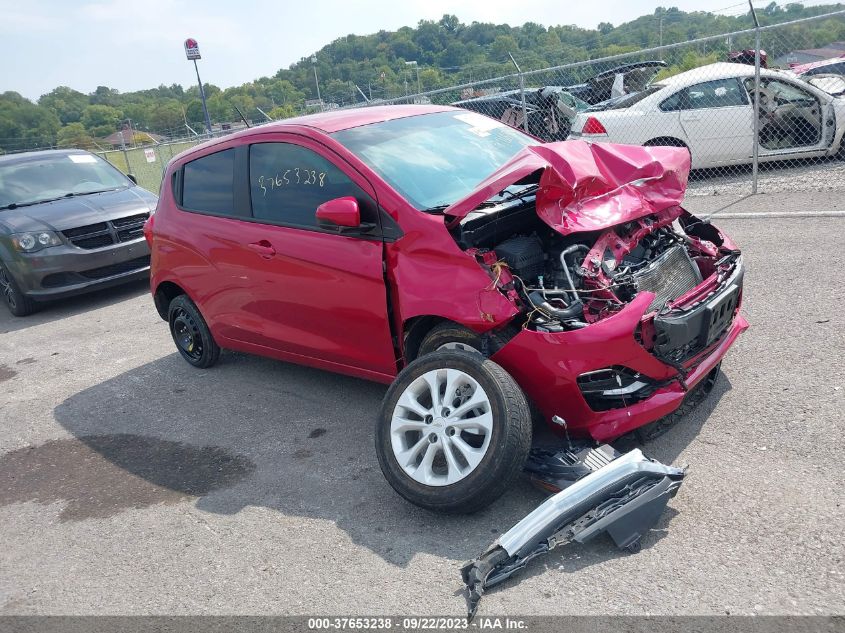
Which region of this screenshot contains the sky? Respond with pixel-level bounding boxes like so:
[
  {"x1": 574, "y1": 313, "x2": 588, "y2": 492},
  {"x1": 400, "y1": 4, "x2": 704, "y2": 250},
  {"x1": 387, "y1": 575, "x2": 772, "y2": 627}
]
[{"x1": 0, "y1": 0, "x2": 833, "y2": 100}]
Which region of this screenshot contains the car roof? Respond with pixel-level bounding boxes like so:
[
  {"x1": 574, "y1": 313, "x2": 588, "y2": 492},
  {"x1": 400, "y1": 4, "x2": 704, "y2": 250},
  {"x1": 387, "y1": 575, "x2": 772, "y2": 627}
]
[
  {"x1": 270, "y1": 104, "x2": 455, "y2": 133},
  {"x1": 0, "y1": 148, "x2": 93, "y2": 165},
  {"x1": 794, "y1": 55, "x2": 845, "y2": 74},
  {"x1": 658, "y1": 62, "x2": 777, "y2": 88},
  {"x1": 176, "y1": 104, "x2": 459, "y2": 160}
]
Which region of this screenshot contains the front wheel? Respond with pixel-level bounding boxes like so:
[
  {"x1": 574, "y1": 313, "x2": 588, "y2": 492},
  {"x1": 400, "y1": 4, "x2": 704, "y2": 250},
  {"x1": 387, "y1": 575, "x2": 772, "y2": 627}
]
[
  {"x1": 0, "y1": 263, "x2": 37, "y2": 317},
  {"x1": 375, "y1": 350, "x2": 532, "y2": 513}
]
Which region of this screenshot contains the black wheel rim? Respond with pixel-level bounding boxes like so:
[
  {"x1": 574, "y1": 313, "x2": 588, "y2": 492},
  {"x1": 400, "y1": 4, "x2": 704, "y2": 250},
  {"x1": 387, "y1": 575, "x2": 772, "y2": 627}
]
[
  {"x1": 171, "y1": 308, "x2": 203, "y2": 360},
  {"x1": 0, "y1": 267, "x2": 17, "y2": 310}
]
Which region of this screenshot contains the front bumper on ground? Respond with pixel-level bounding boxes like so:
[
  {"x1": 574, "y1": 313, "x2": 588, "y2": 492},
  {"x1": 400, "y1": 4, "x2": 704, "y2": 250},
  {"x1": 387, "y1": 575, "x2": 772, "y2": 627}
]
[
  {"x1": 5, "y1": 238, "x2": 150, "y2": 301},
  {"x1": 491, "y1": 263, "x2": 747, "y2": 441},
  {"x1": 462, "y1": 448, "x2": 685, "y2": 619}
]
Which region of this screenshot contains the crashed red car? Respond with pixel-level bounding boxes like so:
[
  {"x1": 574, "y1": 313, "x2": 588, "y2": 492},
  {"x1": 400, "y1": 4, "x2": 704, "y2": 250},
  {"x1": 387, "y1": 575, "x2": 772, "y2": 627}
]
[{"x1": 145, "y1": 105, "x2": 747, "y2": 513}]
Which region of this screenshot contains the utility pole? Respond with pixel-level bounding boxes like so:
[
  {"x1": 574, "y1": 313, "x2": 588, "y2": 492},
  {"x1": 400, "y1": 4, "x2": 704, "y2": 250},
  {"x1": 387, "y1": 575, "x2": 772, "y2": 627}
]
[
  {"x1": 405, "y1": 60, "x2": 421, "y2": 95},
  {"x1": 184, "y1": 39, "x2": 212, "y2": 135},
  {"x1": 311, "y1": 56, "x2": 323, "y2": 111}
]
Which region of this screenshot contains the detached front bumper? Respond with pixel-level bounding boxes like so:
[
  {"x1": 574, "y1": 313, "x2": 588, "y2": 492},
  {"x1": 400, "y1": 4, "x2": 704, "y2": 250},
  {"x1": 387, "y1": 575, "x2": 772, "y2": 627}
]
[
  {"x1": 5, "y1": 238, "x2": 150, "y2": 301},
  {"x1": 491, "y1": 261, "x2": 747, "y2": 441}
]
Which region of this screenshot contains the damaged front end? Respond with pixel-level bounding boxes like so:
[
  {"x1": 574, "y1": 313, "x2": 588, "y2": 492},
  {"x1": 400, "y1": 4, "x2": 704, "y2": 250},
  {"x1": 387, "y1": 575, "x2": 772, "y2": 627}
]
[
  {"x1": 461, "y1": 448, "x2": 685, "y2": 618},
  {"x1": 446, "y1": 141, "x2": 747, "y2": 438}
]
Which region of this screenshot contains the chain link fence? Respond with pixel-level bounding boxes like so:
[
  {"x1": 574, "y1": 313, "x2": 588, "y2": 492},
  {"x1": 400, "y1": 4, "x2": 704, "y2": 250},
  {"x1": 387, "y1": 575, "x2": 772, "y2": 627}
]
[
  {"x1": 366, "y1": 9, "x2": 845, "y2": 197},
  {"x1": 91, "y1": 9, "x2": 844, "y2": 198}
]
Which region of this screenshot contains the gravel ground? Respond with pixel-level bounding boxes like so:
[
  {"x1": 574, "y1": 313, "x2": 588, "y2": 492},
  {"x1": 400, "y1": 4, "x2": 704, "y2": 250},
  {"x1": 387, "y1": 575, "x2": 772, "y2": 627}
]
[
  {"x1": 0, "y1": 210, "x2": 843, "y2": 616},
  {"x1": 686, "y1": 158, "x2": 845, "y2": 198}
]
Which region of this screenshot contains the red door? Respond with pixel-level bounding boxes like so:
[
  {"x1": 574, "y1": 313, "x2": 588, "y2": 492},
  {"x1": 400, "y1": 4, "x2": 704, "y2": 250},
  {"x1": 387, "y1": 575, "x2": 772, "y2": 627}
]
[{"x1": 177, "y1": 136, "x2": 397, "y2": 379}]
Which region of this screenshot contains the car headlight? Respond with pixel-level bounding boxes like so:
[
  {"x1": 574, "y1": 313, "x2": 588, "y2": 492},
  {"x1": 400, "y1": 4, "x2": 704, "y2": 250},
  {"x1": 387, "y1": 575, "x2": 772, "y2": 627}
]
[{"x1": 12, "y1": 231, "x2": 63, "y2": 253}]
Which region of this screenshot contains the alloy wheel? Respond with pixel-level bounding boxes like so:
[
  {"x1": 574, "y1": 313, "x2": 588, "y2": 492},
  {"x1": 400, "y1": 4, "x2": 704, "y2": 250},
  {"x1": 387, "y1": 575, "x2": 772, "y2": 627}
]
[
  {"x1": 389, "y1": 368, "x2": 493, "y2": 486},
  {"x1": 0, "y1": 267, "x2": 17, "y2": 310}
]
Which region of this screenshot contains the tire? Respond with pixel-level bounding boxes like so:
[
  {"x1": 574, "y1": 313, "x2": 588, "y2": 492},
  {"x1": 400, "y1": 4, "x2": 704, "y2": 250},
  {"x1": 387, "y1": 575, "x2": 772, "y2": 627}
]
[
  {"x1": 0, "y1": 263, "x2": 37, "y2": 317},
  {"x1": 168, "y1": 294, "x2": 220, "y2": 368},
  {"x1": 417, "y1": 322, "x2": 514, "y2": 357},
  {"x1": 375, "y1": 350, "x2": 532, "y2": 513}
]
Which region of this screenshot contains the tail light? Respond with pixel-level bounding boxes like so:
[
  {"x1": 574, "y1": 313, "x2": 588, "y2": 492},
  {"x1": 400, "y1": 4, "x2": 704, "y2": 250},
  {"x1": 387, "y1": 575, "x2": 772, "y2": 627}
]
[
  {"x1": 582, "y1": 117, "x2": 607, "y2": 135},
  {"x1": 143, "y1": 215, "x2": 154, "y2": 247}
]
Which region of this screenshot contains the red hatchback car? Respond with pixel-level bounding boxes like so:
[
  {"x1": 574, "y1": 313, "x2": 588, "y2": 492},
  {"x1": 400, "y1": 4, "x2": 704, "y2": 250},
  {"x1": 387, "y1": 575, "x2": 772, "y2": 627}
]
[{"x1": 145, "y1": 105, "x2": 747, "y2": 512}]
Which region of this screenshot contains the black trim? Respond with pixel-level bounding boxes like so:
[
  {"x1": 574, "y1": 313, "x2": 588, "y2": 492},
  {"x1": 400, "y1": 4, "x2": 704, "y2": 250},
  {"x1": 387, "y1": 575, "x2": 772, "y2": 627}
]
[{"x1": 233, "y1": 145, "x2": 251, "y2": 215}]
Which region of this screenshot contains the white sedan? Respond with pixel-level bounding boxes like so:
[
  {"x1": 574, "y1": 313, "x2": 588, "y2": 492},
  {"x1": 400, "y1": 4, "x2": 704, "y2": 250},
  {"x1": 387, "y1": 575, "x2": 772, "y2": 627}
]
[{"x1": 569, "y1": 62, "x2": 845, "y2": 169}]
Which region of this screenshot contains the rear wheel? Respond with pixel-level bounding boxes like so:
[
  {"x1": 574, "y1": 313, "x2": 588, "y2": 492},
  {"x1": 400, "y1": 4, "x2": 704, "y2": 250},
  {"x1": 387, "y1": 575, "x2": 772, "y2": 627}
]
[
  {"x1": 375, "y1": 350, "x2": 532, "y2": 513},
  {"x1": 0, "y1": 264, "x2": 37, "y2": 317},
  {"x1": 168, "y1": 295, "x2": 220, "y2": 368}
]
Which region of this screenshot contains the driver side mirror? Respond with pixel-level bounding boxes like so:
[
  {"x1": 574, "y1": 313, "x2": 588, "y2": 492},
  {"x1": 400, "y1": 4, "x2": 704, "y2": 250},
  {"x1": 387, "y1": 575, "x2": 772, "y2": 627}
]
[{"x1": 316, "y1": 196, "x2": 361, "y2": 229}]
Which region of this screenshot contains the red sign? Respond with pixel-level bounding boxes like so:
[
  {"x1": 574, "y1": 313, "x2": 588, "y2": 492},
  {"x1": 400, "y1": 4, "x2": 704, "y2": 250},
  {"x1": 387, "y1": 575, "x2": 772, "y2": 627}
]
[{"x1": 184, "y1": 38, "x2": 201, "y2": 60}]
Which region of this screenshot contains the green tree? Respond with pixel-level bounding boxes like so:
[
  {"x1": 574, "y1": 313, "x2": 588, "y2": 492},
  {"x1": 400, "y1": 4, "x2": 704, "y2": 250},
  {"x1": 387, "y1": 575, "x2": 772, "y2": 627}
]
[
  {"x1": 0, "y1": 92, "x2": 61, "y2": 151},
  {"x1": 268, "y1": 104, "x2": 297, "y2": 119},
  {"x1": 56, "y1": 122, "x2": 95, "y2": 149},
  {"x1": 81, "y1": 104, "x2": 122, "y2": 137},
  {"x1": 38, "y1": 86, "x2": 89, "y2": 125}
]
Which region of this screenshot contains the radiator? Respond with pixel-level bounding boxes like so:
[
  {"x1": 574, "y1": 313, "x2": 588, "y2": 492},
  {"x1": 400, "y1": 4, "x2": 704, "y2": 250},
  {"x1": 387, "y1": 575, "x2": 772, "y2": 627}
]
[{"x1": 634, "y1": 245, "x2": 702, "y2": 313}]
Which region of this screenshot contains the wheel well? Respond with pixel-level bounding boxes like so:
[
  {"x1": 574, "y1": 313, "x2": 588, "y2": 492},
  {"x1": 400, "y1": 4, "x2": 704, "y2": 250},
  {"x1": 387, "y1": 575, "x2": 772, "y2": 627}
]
[
  {"x1": 644, "y1": 137, "x2": 688, "y2": 149},
  {"x1": 402, "y1": 316, "x2": 452, "y2": 365},
  {"x1": 153, "y1": 281, "x2": 186, "y2": 321}
]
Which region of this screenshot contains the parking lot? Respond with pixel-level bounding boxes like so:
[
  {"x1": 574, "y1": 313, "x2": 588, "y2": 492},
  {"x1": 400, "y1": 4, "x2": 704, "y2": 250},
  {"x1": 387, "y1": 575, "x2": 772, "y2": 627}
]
[{"x1": 1, "y1": 184, "x2": 844, "y2": 616}]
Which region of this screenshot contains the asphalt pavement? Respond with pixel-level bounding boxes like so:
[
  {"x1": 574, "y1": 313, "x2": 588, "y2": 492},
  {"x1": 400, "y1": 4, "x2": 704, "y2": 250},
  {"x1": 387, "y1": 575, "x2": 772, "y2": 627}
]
[{"x1": 1, "y1": 198, "x2": 843, "y2": 616}]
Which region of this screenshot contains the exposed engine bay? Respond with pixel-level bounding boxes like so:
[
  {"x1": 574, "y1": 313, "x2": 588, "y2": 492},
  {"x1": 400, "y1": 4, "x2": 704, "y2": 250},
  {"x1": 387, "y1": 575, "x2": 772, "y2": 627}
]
[{"x1": 455, "y1": 194, "x2": 742, "y2": 363}]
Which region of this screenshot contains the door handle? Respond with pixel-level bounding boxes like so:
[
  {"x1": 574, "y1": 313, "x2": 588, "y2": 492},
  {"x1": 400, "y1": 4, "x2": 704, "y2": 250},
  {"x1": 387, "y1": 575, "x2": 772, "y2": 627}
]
[
  {"x1": 247, "y1": 240, "x2": 276, "y2": 259},
  {"x1": 682, "y1": 115, "x2": 701, "y2": 122}
]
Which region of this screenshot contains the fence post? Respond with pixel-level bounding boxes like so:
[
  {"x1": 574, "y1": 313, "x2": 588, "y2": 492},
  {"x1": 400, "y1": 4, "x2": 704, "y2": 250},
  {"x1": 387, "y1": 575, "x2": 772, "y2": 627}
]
[
  {"x1": 509, "y1": 53, "x2": 529, "y2": 133},
  {"x1": 750, "y1": 0, "x2": 760, "y2": 195}
]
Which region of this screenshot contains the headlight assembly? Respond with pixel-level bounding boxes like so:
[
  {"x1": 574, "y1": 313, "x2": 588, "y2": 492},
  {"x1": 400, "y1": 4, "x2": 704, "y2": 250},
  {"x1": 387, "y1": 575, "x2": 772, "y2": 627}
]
[{"x1": 12, "y1": 231, "x2": 63, "y2": 253}]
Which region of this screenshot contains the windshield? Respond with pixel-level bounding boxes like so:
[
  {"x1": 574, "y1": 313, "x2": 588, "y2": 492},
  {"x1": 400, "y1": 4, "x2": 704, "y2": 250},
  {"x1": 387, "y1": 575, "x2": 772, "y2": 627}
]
[
  {"x1": 0, "y1": 152, "x2": 131, "y2": 209},
  {"x1": 332, "y1": 111, "x2": 535, "y2": 210},
  {"x1": 588, "y1": 85, "x2": 663, "y2": 111}
]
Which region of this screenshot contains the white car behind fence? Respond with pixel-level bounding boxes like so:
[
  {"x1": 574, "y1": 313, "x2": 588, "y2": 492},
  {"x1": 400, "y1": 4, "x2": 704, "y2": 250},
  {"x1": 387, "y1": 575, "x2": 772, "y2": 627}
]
[{"x1": 569, "y1": 62, "x2": 845, "y2": 169}]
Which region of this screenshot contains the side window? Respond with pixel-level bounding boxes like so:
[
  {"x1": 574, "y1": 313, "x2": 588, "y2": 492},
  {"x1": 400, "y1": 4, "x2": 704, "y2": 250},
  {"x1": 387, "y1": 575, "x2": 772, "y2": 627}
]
[
  {"x1": 249, "y1": 142, "x2": 376, "y2": 229},
  {"x1": 762, "y1": 79, "x2": 816, "y2": 103},
  {"x1": 685, "y1": 78, "x2": 749, "y2": 109},
  {"x1": 181, "y1": 149, "x2": 239, "y2": 216},
  {"x1": 659, "y1": 90, "x2": 684, "y2": 112}
]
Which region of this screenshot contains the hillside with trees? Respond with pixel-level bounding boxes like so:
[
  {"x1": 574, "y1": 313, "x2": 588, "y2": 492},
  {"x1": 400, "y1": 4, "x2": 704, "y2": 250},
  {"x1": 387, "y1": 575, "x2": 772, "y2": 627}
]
[{"x1": 1, "y1": 2, "x2": 843, "y2": 152}]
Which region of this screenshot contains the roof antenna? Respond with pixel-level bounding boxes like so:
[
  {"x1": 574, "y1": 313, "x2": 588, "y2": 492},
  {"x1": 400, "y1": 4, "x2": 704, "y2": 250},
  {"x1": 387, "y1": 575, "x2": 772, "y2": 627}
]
[{"x1": 233, "y1": 105, "x2": 251, "y2": 128}]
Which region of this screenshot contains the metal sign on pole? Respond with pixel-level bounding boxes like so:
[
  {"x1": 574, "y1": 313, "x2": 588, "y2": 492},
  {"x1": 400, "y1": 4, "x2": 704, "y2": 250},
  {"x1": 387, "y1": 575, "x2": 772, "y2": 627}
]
[{"x1": 185, "y1": 38, "x2": 213, "y2": 135}]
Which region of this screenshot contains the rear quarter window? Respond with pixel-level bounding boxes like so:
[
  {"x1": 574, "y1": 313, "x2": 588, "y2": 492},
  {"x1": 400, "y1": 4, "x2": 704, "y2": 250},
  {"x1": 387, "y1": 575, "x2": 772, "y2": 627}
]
[{"x1": 181, "y1": 149, "x2": 239, "y2": 216}]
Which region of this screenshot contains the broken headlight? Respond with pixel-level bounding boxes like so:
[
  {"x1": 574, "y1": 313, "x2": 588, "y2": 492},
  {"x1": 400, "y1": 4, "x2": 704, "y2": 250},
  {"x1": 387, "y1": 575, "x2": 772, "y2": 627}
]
[{"x1": 577, "y1": 366, "x2": 656, "y2": 411}]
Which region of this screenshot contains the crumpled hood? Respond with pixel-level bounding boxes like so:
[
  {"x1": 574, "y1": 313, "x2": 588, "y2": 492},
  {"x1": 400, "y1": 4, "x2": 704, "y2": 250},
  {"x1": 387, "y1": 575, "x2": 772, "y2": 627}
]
[
  {"x1": 444, "y1": 140, "x2": 690, "y2": 236},
  {"x1": 0, "y1": 186, "x2": 157, "y2": 233}
]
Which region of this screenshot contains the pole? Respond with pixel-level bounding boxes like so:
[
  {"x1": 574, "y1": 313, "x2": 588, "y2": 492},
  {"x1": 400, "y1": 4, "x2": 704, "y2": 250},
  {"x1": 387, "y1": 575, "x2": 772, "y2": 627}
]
[
  {"x1": 120, "y1": 131, "x2": 130, "y2": 176},
  {"x1": 416, "y1": 64, "x2": 421, "y2": 94},
  {"x1": 750, "y1": 0, "x2": 760, "y2": 194},
  {"x1": 193, "y1": 59, "x2": 212, "y2": 135},
  {"x1": 313, "y1": 64, "x2": 322, "y2": 111},
  {"x1": 509, "y1": 53, "x2": 529, "y2": 133}
]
